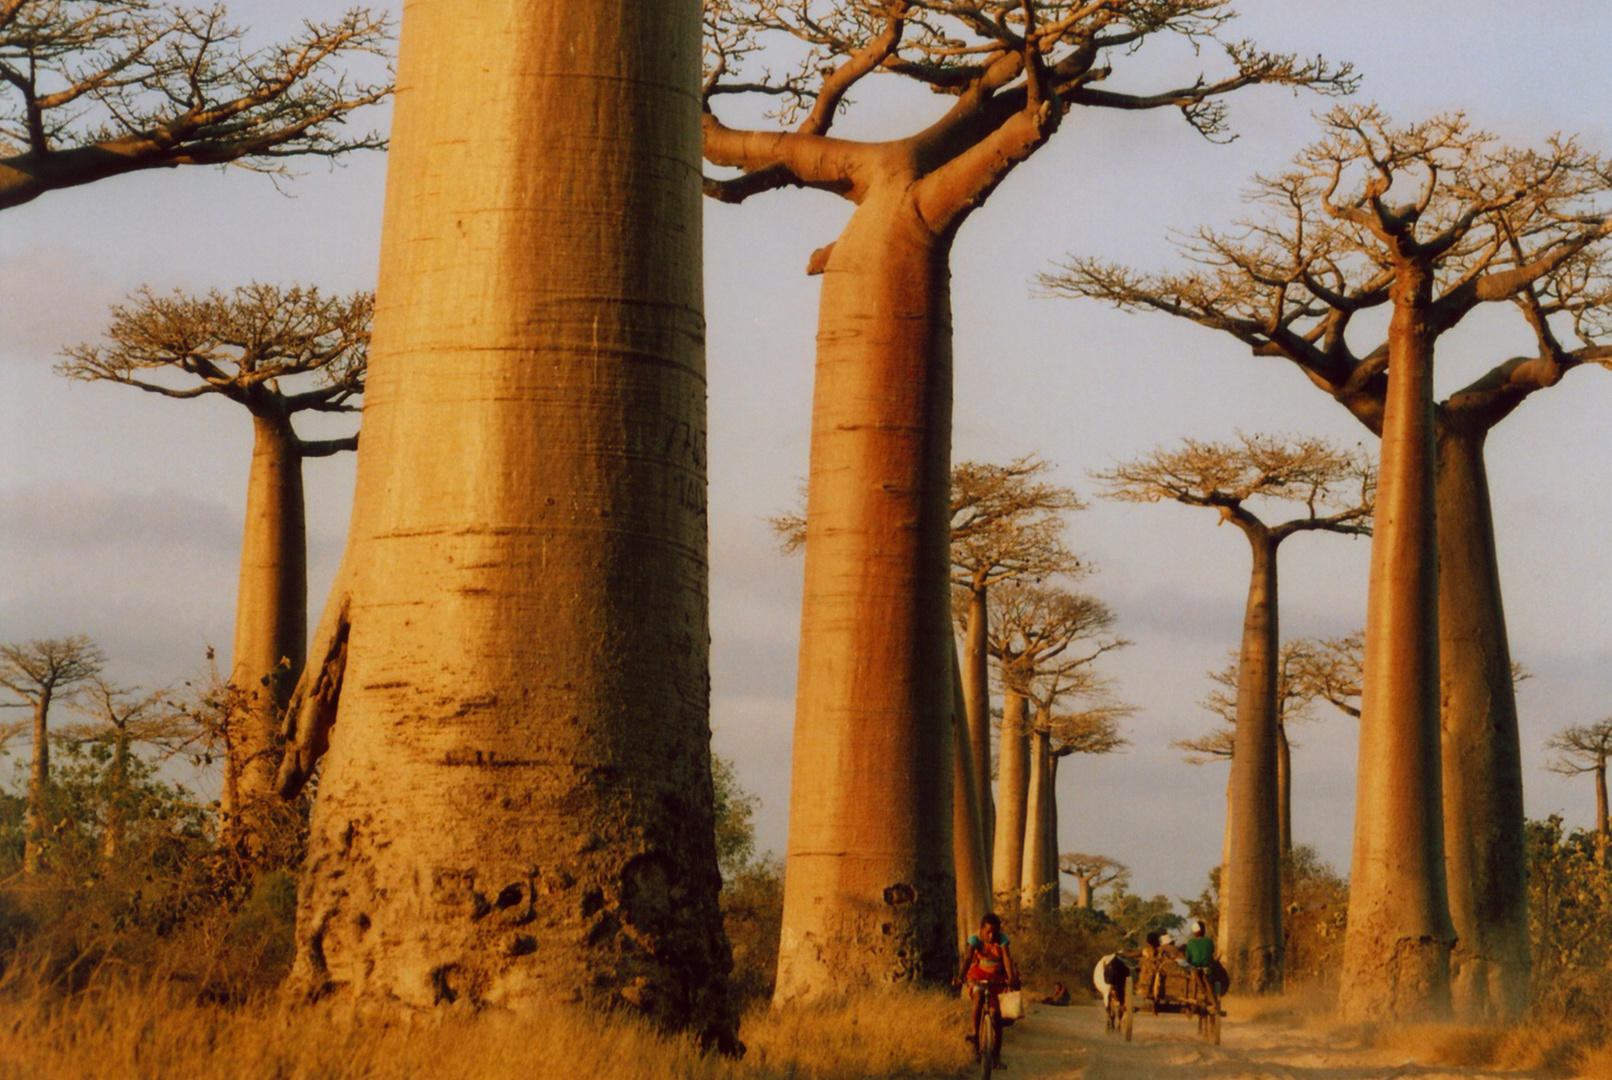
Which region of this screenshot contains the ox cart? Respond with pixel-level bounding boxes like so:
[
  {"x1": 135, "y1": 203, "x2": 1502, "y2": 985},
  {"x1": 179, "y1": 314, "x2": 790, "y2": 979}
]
[{"x1": 1097, "y1": 954, "x2": 1226, "y2": 1045}]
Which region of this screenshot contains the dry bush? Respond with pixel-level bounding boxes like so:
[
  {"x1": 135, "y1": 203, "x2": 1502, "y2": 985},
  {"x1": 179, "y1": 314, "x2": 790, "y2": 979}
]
[{"x1": 0, "y1": 981, "x2": 971, "y2": 1080}]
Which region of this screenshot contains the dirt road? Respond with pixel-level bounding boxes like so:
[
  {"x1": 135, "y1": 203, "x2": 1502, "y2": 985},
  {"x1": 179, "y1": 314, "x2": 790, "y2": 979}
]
[{"x1": 996, "y1": 1002, "x2": 1550, "y2": 1080}]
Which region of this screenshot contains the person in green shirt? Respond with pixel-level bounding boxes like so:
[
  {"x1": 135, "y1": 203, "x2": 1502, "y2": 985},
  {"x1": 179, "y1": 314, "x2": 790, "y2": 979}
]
[{"x1": 1183, "y1": 919, "x2": 1215, "y2": 968}]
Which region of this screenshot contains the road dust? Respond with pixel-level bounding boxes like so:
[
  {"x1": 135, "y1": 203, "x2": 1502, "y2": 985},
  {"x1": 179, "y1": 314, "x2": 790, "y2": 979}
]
[{"x1": 994, "y1": 1000, "x2": 1576, "y2": 1080}]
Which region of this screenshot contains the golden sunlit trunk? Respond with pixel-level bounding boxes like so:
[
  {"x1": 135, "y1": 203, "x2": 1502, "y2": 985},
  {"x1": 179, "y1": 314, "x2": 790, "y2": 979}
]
[
  {"x1": 1339, "y1": 273, "x2": 1455, "y2": 1022},
  {"x1": 1436, "y1": 426, "x2": 1529, "y2": 1020},
  {"x1": 288, "y1": 0, "x2": 734, "y2": 1044},
  {"x1": 993, "y1": 689, "x2": 1030, "y2": 902},
  {"x1": 1277, "y1": 722, "x2": 1291, "y2": 858},
  {"x1": 953, "y1": 649, "x2": 991, "y2": 942},
  {"x1": 775, "y1": 190, "x2": 956, "y2": 1000},
  {"x1": 1226, "y1": 533, "x2": 1284, "y2": 993},
  {"x1": 224, "y1": 411, "x2": 307, "y2": 849},
  {"x1": 963, "y1": 588, "x2": 995, "y2": 864}
]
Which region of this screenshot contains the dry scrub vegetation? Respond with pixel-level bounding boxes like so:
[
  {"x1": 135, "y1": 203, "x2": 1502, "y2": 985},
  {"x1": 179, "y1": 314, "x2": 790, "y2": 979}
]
[{"x1": 0, "y1": 983, "x2": 973, "y2": 1080}]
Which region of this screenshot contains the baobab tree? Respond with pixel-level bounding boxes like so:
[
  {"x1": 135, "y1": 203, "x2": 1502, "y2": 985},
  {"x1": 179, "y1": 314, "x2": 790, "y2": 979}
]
[
  {"x1": 0, "y1": 2, "x2": 392, "y2": 210},
  {"x1": 1029, "y1": 698, "x2": 1130, "y2": 909},
  {"x1": 1096, "y1": 434, "x2": 1371, "y2": 992},
  {"x1": 1546, "y1": 720, "x2": 1612, "y2": 866},
  {"x1": 59, "y1": 284, "x2": 368, "y2": 855},
  {"x1": 60, "y1": 678, "x2": 192, "y2": 867},
  {"x1": 273, "y1": 0, "x2": 736, "y2": 1046},
  {"x1": 0, "y1": 635, "x2": 104, "y2": 873},
  {"x1": 987, "y1": 583, "x2": 1127, "y2": 906},
  {"x1": 951, "y1": 455, "x2": 1084, "y2": 862},
  {"x1": 1045, "y1": 106, "x2": 1612, "y2": 1020},
  {"x1": 704, "y1": 0, "x2": 1351, "y2": 1001},
  {"x1": 1060, "y1": 853, "x2": 1125, "y2": 910}
]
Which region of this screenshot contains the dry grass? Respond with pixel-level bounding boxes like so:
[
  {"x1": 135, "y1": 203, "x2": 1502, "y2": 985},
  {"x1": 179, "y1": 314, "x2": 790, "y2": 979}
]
[{"x1": 0, "y1": 981, "x2": 973, "y2": 1080}]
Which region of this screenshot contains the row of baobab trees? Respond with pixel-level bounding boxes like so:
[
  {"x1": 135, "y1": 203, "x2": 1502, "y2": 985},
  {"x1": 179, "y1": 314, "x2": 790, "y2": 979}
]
[{"x1": 8, "y1": 0, "x2": 1612, "y2": 1051}]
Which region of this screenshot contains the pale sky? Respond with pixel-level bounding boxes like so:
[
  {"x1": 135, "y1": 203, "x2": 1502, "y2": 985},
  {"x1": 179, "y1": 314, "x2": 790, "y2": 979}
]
[{"x1": 3, "y1": 1, "x2": 1609, "y2": 907}]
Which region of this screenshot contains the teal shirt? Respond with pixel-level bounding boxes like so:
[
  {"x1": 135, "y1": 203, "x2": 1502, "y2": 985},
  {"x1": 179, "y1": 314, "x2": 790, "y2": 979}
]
[{"x1": 1184, "y1": 936, "x2": 1214, "y2": 967}]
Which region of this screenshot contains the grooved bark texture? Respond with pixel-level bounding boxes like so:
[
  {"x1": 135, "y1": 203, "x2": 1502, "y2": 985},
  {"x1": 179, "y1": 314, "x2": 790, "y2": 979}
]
[
  {"x1": 226, "y1": 412, "x2": 307, "y2": 840},
  {"x1": 775, "y1": 192, "x2": 956, "y2": 1001},
  {"x1": 1339, "y1": 278, "x2": 1455, "y2": 1022},
  {"x1": 289, "y1": 0, "x2": 734, "y2": 1044},
  {"x1": 1436, "y1": 427, "x2": 1529, "y2": 1020}
]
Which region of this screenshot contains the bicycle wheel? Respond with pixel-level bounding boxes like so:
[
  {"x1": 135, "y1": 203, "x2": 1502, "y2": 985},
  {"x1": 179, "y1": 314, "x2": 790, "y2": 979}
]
[{"x1": 979, "y1": 1005, "x2": 996, "y2": 1080}]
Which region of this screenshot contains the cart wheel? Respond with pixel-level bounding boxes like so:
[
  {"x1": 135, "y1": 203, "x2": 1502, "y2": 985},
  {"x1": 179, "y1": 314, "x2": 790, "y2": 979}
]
[
  {"x1": 1211, "y1": 1010, "x2": 1221, "y2": 1046},
  {"x1": 1123, "y1": 975, "x2": 1135, "y2": 1042}
]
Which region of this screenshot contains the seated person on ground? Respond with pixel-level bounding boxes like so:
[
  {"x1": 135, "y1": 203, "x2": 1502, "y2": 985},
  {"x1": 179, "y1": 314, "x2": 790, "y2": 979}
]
[{"x1": 1041, "y1": 980, "x2": 1070, "y2": 1006}]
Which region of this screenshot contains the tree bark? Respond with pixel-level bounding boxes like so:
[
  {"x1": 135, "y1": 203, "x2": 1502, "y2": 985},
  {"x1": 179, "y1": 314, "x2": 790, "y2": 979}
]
[
  {"x1": 953, "y1": 647, "x2": 991, "y2": 943},
  {"x1": 1021, "y1": 718, "x2": 1052, "y2": 912},
  {"x1": 1339, "y1": 267, "x2": 1455, "y2": 1022},
  {"x1": 1045, "y1": 752, "x2": 1061, "y2": 910},
  {"x1": 224, "y1": 409, "x2": 308, "y2": 852},
  {"x1": 1277, "y1": 721, "x2": 1292, "y2": 859},
  {"x1": 963, "y1": 586, "x2": 996, "y2": 872},
  {"x1": 284, "y1": 0, "x2": 734, "y2": 1046},
  {"x1": 993, "y1": 688, "x2": 1031, "y2": 903},
  {"x1": 24, "y1": 688, "x2": 52, "y2": 874},
  {"x1": 775, "y1": 189, "x2": 956, "y2": 1001},
  {"x1": 1596, "y1": 759, "x2": 1609, "y2": 865},
  {"x1": 1436, "y1": 424, "x2": 1530, "y2": 1021},
  {"x1": 1218, "y1": 770, "x2": 1232, "y2": 953},
  {"x1": 1225, "y1": 531, "x2": 1284, "y2": 994}
]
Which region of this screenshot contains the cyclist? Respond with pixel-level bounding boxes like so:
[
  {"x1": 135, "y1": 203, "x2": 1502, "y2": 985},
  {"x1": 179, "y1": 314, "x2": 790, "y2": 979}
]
[{"x1": 958, "y1": 913, "x2": 1019, "y2": 1069}]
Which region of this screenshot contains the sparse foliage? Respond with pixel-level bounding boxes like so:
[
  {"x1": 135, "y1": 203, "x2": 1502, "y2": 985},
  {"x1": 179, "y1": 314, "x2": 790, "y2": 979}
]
[
  {"x1": 1545, "y1": 719, "x2": 1612, "y2": 864},
  {"x1": 0, "y1": 2, "x2": 393, "y2": 209},
  {"x1": 1059, "y1": 852, "x2": 1126, "y2": 909}
]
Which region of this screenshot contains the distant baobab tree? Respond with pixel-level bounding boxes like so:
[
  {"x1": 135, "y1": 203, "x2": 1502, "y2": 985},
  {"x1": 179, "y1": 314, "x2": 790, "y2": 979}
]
[
  {"x1": 60, "y1": 284, "x2": 367, "y2": 857},
  {"x1": 1045, "y1": 106, "x2": 1612, "y2": 1021},
  {"x1": 1060, "y1": 853, "x2": 1126, "y2": 910},
  {"x1": 0, "y1": 2, "x2": 392, "y2": 210},
  {"x1": 0, "y1": 635, "x2": 104, "y2": 873},
  {"x1": 272, "y1": 0, "x2": 737, "y2": 1048},
  {"x1": 1096, "y1": 434, "x2": 1372, "y2": 993},
  {"x1": 1546, "y1": 720, "x2": 1612, "y2": 866},
  {"x1": 705, "y1": 0, "x2": 1352, "y2": 1002},
  {"x1": 1029, "y1": 698, "x2": 1131, "y2": 910}
]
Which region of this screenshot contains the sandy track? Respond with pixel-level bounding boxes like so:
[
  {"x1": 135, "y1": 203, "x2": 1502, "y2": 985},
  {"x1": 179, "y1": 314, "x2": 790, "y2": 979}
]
[{"x1": 993, "y1": 1002, "x2": 1551, "y2": 1080}]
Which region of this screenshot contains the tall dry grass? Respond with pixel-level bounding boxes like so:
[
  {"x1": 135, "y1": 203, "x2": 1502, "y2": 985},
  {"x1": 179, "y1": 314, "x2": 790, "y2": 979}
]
[{"x1": 0, "y1": 981, "x2": 974, "y2": 1080}]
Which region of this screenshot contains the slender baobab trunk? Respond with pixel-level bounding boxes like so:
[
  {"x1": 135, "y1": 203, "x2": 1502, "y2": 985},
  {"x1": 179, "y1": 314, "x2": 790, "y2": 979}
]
[
  {"x1": 993, "y1": 689, "x2": 1031, "y2": 903},
  {"x1": 102, "y1": 725, "x2": 130, "y2": 866},
  {"x1": 953, "y1": 650, "x2": 991, "y2": 942},
  {"x1": 1226, "y1": 531, "x2": 1284, "y2": 994},
  {"x1": 776, "y1": 191, "x2": 956, "y2": 1000},
  {"x1": 1021, "y1": 721, "x2": 1051, "y2": 911},
  {"x1": 225, "y1": 409, "x2": 308, "y2": 849},
  {"x1": 1277, "y1": 722, "x2": 1291, "y2": 859},
  {"x1": 1218, "y1": 770, "x2": 1231, "y2": 952},
  {"x1": 1339, "y1": 271, "x2": 1455, "y2": 1022},
  {"x1": 283, "y1": 0, "x2": 734, "y2": 1044},
  {"x1": 1595, "y1": 759, "x2": 1609, "y2": 865},
  {"x1": 1436, "y1": 425, "x2": 1530, "y2": 1021},
  {"x1": 24, "y1": 688, "x2": 52, "y2": 874},
  {"x1": 963, "y1": 588, "x2": 996, "y2": 870},
  {"x1": 1045, "y1": 752, "x2": 1061, "y2": 910}
]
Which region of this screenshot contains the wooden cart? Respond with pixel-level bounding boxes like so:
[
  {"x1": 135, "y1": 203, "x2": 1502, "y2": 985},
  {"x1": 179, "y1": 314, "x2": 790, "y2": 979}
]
[{"x1": 1109, "y1": 956, "x2": 1225, "y2": 1045}]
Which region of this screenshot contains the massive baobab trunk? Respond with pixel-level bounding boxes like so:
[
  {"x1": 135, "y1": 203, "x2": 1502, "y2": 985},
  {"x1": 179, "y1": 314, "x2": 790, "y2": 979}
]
[
  {"x1": 993, "y1": 689, "x2": 1031, "y2": 902},
  {"x1": 1436, "y1": 425, "x2": 1529, "y2": 1020},
  {"x1": 1226, "y1": 533, "x2": 1284, "y2": 994},
  {"x1": 277, "y1": 0, "x2": 735, "y2": 1044},
  {"x1": 1021, "y1": 719, "x2": 1053, "y2": 911},
  {"x1": 963, "y1": 589, "x2": 996, "y2": 863},
  {"x1": 224, "y1": 410, "x2": 308, "y2": 845},
  {"x1": 1339, "y1": 272, "x2": 1455, "y2": 1022},
  {"x1": 1277, "y1": 722, "x2": 1292, "y2": 858},
  {"x1": 775, "y1": 195, "x2": 957, "y2": 1000},
  {"x1": 953, "y1": 650, "x2": 991, "y2": 941}
]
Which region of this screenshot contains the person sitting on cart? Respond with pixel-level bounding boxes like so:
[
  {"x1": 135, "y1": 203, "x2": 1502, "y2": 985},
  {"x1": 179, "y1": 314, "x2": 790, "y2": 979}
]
[
  {"x1": 1183, "y1": 920, "x2": 1215, "y2": 969},
  {"x1": 958, "y1": 913, "x2": 1019, "y2": 1068}
]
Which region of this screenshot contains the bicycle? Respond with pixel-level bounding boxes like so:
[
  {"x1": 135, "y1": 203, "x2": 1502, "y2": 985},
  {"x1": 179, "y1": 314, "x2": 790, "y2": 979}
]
[{"x1": 963, "y1": 979, "x2": 1007, "y2": 1079}]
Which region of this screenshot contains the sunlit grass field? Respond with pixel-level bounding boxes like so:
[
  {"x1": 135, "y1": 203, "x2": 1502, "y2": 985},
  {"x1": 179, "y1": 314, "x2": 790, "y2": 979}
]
[{"x1": 0, "y1": 982, "x2": 976, "y2": 1080}]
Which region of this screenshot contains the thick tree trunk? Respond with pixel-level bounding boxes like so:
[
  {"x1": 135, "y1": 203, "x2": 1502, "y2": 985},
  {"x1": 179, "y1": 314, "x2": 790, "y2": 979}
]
[
  {"x1": 1021, "y1": 720, "x2": 1051, "y2": 911},
  {"x1": 1226, "y1": 532, "x2": 1284, "y2": 994},
  {"x1": 963, "y1": 587, "x2": 995, "y2": 872},
  {"x1": 24, "y1": 690, "x2": 51, "y2": 874},
  {"x1": 953, "y1": 646, "x2": 992, "y2": 943},
  {"x1": 1277, "y1": 722, "x2": 1292, "y2": 859},
  {"x1": 1339, "y1": 274, "x2": 1455, "y2": 1022},
  {"x1": 1045, "y1": 752, "x2": 1061, "y2": 910},
  {"x1": 287, "y1": 0, "x2": 734, "y2": 1045},
  {"x1": 775, "y1": 189, "x2": 956, "y2": 1001},
  {"x1": 993, "y1": 689, "x2": 1030, "y2": 903},
  {"x1": 1218, "y1": 770, "x2": 1231, "y2": 953},
  {"x1": 1436, "y1": 425, "x2": 1529, "y2": 1021},
  {"x1": 224, "y1": 409, "x2": 308, "y2": 852}
]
